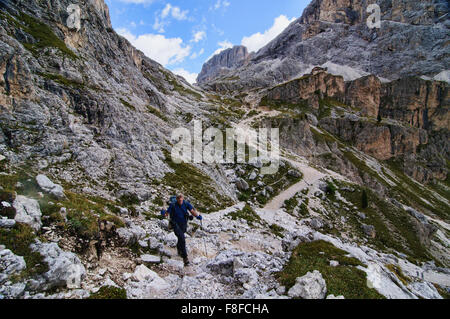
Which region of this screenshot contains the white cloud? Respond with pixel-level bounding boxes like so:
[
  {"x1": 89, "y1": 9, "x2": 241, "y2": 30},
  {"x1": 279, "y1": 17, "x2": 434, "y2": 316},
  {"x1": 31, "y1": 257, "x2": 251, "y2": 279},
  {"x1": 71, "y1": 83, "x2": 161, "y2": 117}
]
[
  {"x1": 161, "y1": 3, "x2": 189, "y2": 20},
  {"x1": 241, "y1": 15, "x2": 295, "y2": 53},
  {"x1": 117, "y1": 28, "x2": 191, "y2": 66},
  {"x1": 212, "y1": 0, "x2": 231, "y2": 10},
  {"x1": 153, "y1": 3, "x2": 189, "y2": 33},
  {"x1": 192, "y1": 31, "x2": 206, "y2": 43},
  {"x1": 172, "y1": 68, "x2": 198, "y2": 84}
]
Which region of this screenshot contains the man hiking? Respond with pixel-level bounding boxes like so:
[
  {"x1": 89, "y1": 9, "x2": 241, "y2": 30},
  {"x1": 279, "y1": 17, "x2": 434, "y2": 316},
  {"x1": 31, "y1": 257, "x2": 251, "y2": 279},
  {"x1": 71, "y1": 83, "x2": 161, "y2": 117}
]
[{"x1": 161, "y1": 194, "x2": 202, "y2": 266}]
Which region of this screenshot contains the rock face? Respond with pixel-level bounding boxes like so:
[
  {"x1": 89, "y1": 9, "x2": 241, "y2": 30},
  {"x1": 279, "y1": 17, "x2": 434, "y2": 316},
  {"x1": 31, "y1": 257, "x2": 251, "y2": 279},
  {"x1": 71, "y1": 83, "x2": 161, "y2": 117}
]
[
  {"x1": 0, "y1": 0, "x2": 234, "y2": 208},
  {"x1": 380, "y1": 77, "x2": 450, "y2": 131},
  {"x1": 200, "y1": 0, "x2": 449, "y2": 91},
  {"x1": 287, "y1": 270, "x2": 327, "y2": 299},
  {"x1": 345, "y1": 75, "x2": 381, "y2": 117},
  {"x1": 264, "y1": 69, "x2": 345, "y2": 109},
  {"x1": 197, "y1": 45, "x2": 250, "y2": 84}
]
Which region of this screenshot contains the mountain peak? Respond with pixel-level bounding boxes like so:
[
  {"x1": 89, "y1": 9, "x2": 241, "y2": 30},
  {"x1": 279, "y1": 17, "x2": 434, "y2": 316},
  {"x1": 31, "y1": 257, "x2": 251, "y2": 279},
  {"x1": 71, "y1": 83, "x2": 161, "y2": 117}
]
[{"x1": 197, "y1": 45, "x2": 251, "y2": 84}]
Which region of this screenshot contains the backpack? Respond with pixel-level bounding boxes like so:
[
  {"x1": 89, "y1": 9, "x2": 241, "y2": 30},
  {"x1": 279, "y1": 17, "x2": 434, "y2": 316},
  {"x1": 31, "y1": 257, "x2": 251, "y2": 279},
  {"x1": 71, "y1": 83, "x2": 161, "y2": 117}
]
[{"x1": 167, "y1": 196, "x2": 177, "y2": 206}]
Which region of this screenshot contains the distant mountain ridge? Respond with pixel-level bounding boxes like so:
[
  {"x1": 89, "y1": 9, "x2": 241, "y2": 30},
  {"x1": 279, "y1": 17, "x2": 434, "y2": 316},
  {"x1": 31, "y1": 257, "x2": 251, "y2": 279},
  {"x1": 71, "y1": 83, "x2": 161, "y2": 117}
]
[{"x1": 199, "y1": 0, "x2": 449, "y2": 90}]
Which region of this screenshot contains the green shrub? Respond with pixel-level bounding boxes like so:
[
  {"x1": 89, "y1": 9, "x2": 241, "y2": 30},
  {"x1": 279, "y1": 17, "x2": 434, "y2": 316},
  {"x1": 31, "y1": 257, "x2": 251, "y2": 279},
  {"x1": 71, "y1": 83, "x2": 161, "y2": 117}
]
[
  {"x1": 361, "y1": 190, "x2": 368, "y2": 209},
  {"x1": 88, "y1": 286, "x2": 127, "y2": 299}
]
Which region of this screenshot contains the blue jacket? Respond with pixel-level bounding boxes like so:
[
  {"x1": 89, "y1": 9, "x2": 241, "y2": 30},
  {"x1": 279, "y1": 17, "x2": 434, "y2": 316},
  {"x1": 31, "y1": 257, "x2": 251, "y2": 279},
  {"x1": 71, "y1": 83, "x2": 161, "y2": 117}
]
[{"x1": 167, "y1": 200, "x2": 194, "y2": 226}]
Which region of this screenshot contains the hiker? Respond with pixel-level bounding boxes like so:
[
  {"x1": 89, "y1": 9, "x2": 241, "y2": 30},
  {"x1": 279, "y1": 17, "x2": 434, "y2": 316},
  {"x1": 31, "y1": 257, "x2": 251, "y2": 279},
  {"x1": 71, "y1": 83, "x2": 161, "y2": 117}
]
[{"x1": 161, "y1": 194, "x2": 202, "y2": 266}]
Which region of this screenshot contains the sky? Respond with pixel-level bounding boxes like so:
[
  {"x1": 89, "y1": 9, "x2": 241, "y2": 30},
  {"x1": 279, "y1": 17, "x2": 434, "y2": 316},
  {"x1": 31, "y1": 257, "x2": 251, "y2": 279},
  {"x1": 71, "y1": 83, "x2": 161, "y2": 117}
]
[{"x1": 105, "y1": 0, "x2": 310, "y2": 84}]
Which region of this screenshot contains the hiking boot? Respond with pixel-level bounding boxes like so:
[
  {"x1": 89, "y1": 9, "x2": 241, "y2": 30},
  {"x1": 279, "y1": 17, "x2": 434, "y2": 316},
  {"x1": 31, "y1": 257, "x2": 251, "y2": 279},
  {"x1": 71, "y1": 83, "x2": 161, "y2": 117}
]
[{"x1": 183, "y1": 257, "x2": 190, "y2": 266}]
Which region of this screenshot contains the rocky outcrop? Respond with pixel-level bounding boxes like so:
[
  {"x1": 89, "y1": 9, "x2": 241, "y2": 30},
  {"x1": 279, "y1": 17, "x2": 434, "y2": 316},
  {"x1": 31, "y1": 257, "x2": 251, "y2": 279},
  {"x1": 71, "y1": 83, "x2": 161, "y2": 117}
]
[
  {"x1": 320, "y1": 117, "x2": 428, "y2": 161},
  {"x1": 197, "y1": 45, "x2": 250, "y2": 84},
  {"x1": 264, "y1": 68, "x2": 345, "y2": 109},
  {"x1": 380, "y1": 77, "x2": 450, "y2": 131}
]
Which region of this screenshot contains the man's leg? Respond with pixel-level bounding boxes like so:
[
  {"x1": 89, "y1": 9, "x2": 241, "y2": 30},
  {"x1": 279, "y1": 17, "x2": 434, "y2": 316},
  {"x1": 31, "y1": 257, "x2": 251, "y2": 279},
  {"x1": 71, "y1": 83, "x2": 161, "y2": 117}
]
[{"x1": 173, "y1": 222, "x2": 187, "y2": 259}]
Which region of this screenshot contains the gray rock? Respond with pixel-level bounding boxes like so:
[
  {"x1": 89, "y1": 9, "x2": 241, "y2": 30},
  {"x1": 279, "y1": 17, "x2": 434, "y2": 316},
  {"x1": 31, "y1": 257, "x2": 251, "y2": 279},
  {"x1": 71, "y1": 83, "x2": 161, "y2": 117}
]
[
  {"x1": 234, "y1": 268, "x2": 258, "y2": 286},
  {"x1": 287, "y1": 270, "x2": 327, "y2": 299},
  {"x1": 329, "y1": 260, "x2": 339, "y2": 267},
  {"x1": 36, "y1": 175, "x2": 65, "y2": 199},
  {"x1": 0, "y1": 218, "x2": 16, "y2": 228},
  {"x1": 164, "y1": 232, "x2": 178, "y2": 247},
  {"x1": 0, "y1": 248, "x2": 26, "y2": 285},
  {"x1": 0, "y1": 282, "x2": 26, "y2": 299},
  {"x1": 13, "y1": 195, "x2": 42, "y2": 231},
  {"x1": 310, "y1": 218, "x2": 325, "y2": 230},
  {"x1": 357, "y1": 212, "x2": 367, "y2": 219},
  {"x1": 117, "y1": 225, "x2": 146, "y2": 245},
  {"x1": 327, "y1": 294, "x2": 345, "y2": 299},
  {"x1": 236, "y1": 178, "x2": 250, "y2": 191},
  {"x1": 29, "y1": 240, "x2": 86, "y2": 290},
  {"x1": 140, "y1": 254, "x2": 161, "y2": 264},
  {"x1": 249, "y1": 171, "x2": 258, "y2": 181},
  {"x1": 288, "y1": 170, "x2": 302, "y2": 178},
  {"x1": 362, "y1": 224, "x2": 376, "y2": 238}
]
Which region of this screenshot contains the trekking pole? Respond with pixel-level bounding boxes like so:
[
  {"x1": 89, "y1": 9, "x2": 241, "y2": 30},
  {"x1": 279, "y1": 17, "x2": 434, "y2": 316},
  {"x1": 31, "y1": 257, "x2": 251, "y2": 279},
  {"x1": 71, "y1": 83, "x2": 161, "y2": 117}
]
[{"x1": 200, "y1": 219, "x2": 208, "y2": 257}]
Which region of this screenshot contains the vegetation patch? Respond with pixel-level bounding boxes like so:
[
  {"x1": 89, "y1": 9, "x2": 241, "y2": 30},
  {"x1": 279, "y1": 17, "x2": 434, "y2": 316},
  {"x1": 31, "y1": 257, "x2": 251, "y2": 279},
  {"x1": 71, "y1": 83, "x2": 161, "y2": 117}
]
[
  {"x1": 386, "y1": 264, "x2": 411, "y2": 286},
  {"x1": 227, "y1": 204, "x2": 261, "y2": 226},
  {"x1": 88, "y1": 286, "x2": 127, "y2": 299},
  {"x1": 146, "y1": 105, "x2": 167, "y2": 121},
  {"x1": 0, "y1": 223, "x2": 49, "y2": 281},
  {"x1": 269, "y1": 223, "x2": 285, "y2": 238},
  {"x1": 3, "y1": 11, "x2": 77, "y2": 59},
  {"x1": 39, "y1": 72, "x2": 84, "y2": 89},
  {"x1": 337, "y1": 181, "x2": 433, "y2": 264},
  {"x1": 162, "y1": 150, "x2": 233, "y2": 213},
  {"x1": 277, "y1": 240, "x2": 384, "y2": 299},
  {"x1": 120, "y1": 99, "x2": 136, "y2": 111}
]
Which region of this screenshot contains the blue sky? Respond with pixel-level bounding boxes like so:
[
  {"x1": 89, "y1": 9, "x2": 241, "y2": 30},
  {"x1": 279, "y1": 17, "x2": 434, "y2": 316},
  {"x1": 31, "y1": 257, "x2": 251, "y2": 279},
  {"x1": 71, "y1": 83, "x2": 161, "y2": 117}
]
[{"x1": 105, "y1": 0, "x2": 310, "y2": 83}]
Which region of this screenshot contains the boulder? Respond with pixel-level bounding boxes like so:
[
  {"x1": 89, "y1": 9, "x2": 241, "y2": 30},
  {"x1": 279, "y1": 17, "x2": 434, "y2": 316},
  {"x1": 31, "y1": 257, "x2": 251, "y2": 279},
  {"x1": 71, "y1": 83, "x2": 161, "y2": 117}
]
[
  {"x1": 287, "y1": 270, "x2": 327, "y2": 299},
  {"x1": 29, "y1": 240, "x2": 86, "y2": 290},
  {"x1": 36, "y1": 175, "x2": 65, "y2": 199},
  {"x1": 362, "y1": 224, "x2": 376, "y2": 238},
  {"x1": 13, "y1": 195, "x2": 42, "y2": 231},
  {"x1": 329, "y1": 260, "x2": 339, "y2": 267},
  {"x1": 288, "y1": 169, "x2": 302, "y2": 178},
  {"x1": 0, "y1": 218, "x2": 16, "y2": 228},
  {"x1": 117, "y1": 225, "x2": 146, "y2": 245},
  {"x1": 236, "y1": 178, "x2": 249, "y2": 191}
]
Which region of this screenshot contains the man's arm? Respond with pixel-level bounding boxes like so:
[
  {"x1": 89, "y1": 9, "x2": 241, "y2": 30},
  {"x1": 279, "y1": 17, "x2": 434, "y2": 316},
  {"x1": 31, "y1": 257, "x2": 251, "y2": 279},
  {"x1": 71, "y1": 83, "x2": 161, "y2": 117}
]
[{"x1": 187, "y1": 202, "x2": 201, "y2": 219}]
